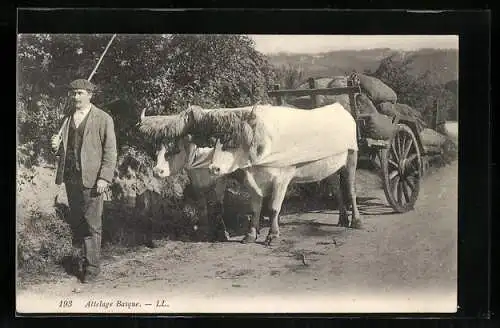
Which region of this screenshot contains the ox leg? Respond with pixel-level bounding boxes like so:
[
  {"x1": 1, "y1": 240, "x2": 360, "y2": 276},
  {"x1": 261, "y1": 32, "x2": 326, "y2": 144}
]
[
  {"x1": 330, "y1": 173, "x2": 349, "y2": 227},
  {"x1": 215, "y1": 200, "x2": 230, "y2": 241},
  {"x1": 192, "y1": 192, "x2": 211, "y2": 241},
  {"x1": 211, "y1": 179, "x2": 230, "y2": 242},
  {"x1": 241, "y1": 189, "x2": 263, "y2": 244},
  {"x1": 265, "y1": 180, "x2": 291, "y2": 246},
  {"x1": 259, "y1": 195, "x2": 271, "y2": 232},
  {"x1": 345, "y1": 149, "x2": 362, "y2": 229}
]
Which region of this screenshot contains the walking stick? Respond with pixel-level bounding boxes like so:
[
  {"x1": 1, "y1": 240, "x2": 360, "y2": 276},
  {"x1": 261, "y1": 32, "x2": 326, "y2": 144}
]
[{"x1": 88, "y1": 34, "x2": 117, "y2": 82}]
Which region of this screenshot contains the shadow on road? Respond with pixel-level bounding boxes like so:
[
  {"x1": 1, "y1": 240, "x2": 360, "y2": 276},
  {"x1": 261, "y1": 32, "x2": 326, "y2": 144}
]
[
  {"x1": 282, "y1": 196, "x2": 397, "y2": 217},
  {"x1": 279, "y1": 220, "x2": 349, "y2": 238},
  {"x1": 356, "y1": 196, "x2": 397, "y2": 216}
]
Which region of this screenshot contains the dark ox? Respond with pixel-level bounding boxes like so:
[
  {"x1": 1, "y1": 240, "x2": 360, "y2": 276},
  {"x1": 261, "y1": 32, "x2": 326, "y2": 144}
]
[{"x1": 139, "y1": 107, "x2": 271, "y2": 241}]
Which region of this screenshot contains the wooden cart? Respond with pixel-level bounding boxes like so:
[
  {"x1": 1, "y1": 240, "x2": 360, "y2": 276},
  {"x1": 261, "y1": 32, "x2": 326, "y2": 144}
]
[{"x1": 267, "y1": 74, "x2": 425, "y2": 213}]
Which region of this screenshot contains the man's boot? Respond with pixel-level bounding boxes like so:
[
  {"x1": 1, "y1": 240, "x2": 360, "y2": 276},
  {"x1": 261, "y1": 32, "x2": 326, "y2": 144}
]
[{"x1": 82, "y1": 236, "x2": 100, "y2": 283}]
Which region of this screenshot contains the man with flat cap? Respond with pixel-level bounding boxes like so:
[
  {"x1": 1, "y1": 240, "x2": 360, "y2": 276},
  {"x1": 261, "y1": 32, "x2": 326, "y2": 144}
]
[{"x1": 51, "y1": 79, "x2": 117, "y2": 283}]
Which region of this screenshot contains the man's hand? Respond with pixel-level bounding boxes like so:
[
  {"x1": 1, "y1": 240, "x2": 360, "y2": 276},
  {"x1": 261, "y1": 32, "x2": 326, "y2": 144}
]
[
  {"x1": 51, "y1": 134, "x2": 61, "y2": 153},
  {"x1": 96, "y1": 179, "x2": 110, "y2": 194}
]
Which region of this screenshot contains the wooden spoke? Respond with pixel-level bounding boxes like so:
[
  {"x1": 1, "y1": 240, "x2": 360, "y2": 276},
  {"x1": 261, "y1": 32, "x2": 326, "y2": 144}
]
[
  {"x1": 388, "y1": 158, "x2": 398, "y2": 168},
  {"x1": 391, "y1": 139, "x2": 399, "y2": 161},
  {"x1": 392, "y1": 176, "x2": 401, "y2": 201},
  {"x1": 388, "y1": 149, "x2": 397, "y2": 164},
  {"x1": 396, "y1": 179, "x2": 404, "y2": 205},
  {"x1": 401, "y1": 179, "x2": 411, "y2": 203},
  {"x1": 389, "y1": 170, "x2": 399, "y2": 180},
  {"x1": 400, "y1": 133, "x2": 408, "y2": 157},
  {"x1": 405, "y1": 176, "x2": 416, "y2": 191},
  {"x1": 397, "y1": 135, "x2": 403, "y2": 158},
  {"x1": 402, "y1": 135, "x2": 413, "y2": 159}
]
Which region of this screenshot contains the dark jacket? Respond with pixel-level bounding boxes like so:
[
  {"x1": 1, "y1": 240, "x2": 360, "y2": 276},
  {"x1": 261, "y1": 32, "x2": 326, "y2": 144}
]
[{"x1": 55, "y1": 104, "x2": 117, "y2": 188}]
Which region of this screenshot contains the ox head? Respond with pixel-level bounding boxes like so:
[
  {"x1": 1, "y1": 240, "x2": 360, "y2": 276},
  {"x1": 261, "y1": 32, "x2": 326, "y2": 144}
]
[
  {"x1": 208, "y1": 137, "x2": 242, "y2": 176},
  {"x1": 208, "y1": 106, "x2": 265, "y2": 177},
  {"x1": 152, "y1": 134, "x2": 197, "y2": 178},
  {"x1": 139, "y1": 107, "x2": 200, "y2": 179}
]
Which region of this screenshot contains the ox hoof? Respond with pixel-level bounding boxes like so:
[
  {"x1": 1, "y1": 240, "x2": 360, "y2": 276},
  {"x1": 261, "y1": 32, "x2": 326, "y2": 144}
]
[
  {"x1": 337, "y1": 217, "x2": 350, "y2": 228},
  {"x1": 241, "y1": 235, "x2": 257, "y2": 244},
  {"x1": 212, "y1": 230, "x2": 230, "y2": 242},
  {"x1": 264, "y1": 235, "x2": 279, "y2": 247},
  {"x1": 144, "y1": 240, "x2": 158, "y2": 249},
  {"x1": 350, "y1": 219, "x2": 363, "y2": 229}
]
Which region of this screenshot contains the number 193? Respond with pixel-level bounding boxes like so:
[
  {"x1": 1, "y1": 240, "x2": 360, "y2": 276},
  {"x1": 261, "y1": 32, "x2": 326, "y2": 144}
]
[{"x1": 59, "y1": 300, "x2": 72, "y2": 308}]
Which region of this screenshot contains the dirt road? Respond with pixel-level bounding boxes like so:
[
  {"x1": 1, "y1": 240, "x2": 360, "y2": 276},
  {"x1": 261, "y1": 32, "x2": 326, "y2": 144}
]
[{"x1": 17, "y1": 162, "x2": 458, "y2": 314}]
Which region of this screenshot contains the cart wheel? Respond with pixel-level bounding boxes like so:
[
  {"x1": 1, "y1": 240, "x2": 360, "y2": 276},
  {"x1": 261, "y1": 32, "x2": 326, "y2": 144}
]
[{"x1": 380, "y1": 124, "x2": 422, "y2": 213}]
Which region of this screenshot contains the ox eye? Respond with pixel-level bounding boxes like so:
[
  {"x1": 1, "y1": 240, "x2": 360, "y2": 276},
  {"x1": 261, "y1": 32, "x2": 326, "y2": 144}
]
[{"x1": 256, "y1": 145, "x2": 264, "y2": 156}]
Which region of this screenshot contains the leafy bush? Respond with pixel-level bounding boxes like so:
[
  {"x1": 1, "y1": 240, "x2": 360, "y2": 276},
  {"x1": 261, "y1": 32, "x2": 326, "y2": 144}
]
[
  {"x1": 369, "y1": 55, "x2": 458, "y2": 127},
  {"x1": 17, "y1": 209, "x2": 73, "y2": 275},
  {"x1": 17, "y1": 164, "x2": 73, "y2": 276}
]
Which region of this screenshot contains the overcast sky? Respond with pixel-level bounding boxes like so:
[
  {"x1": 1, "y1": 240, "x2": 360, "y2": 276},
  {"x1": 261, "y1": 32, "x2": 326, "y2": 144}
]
[{"x1": 248, "y1": 35, "x2": 458, "y2": 55}]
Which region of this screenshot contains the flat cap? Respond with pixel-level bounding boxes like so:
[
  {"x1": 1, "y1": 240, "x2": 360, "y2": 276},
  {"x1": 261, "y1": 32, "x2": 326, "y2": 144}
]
[{"x1": 68, "y1": 79, "x2": 96, "y2": 92}]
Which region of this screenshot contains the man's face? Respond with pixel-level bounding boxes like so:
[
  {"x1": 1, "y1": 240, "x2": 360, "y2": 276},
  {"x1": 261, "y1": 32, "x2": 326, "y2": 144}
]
[{"x1": 68, "y1": 88, "x2": 92, "y2": 109}]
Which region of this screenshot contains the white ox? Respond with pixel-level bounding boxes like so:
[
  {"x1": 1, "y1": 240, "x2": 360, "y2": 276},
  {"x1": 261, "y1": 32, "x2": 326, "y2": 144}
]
[{"x1": 206, "y1": 103, "x2": 362, "y2": 246}]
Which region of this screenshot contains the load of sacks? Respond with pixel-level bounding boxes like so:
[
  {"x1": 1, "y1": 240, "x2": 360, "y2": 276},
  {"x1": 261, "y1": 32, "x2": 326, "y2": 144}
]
[{"x1": 285, "y1": 73, "x2": 427, "y2": 140}]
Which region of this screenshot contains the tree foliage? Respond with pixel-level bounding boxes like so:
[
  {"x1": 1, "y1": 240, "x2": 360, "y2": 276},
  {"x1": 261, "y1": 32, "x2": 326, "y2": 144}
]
[
  {"x1": 271, "y1": 64, "x2": 305, "y2": 90},
  {"x1": 17, "y1": 34, "x2": 276, "y2": 165},
  {"x1": 369, "y1": 54, "x2": 458, "y2": 126}
]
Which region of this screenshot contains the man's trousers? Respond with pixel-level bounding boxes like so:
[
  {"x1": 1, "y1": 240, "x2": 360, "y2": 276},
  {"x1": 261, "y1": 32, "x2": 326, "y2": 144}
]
[{"x1": 64, "y1": 178, "x2": 104, "y2": 270}]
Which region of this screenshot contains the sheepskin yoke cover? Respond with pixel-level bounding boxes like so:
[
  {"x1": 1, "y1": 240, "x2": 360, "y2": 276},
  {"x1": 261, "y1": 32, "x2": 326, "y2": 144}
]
[{"x1": 234, "y1": 103, "x2": 359, "y2": 167}]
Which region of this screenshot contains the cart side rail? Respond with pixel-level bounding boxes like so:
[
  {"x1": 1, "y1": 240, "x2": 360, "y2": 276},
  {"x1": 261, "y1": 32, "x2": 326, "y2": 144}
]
[{"x1": 267, "y1": 86, "x2": 362, "y2": 98}]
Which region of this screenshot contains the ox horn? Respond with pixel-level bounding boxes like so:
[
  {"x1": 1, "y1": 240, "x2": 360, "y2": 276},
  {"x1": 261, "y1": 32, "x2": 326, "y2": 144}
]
[
  {"x1": 249, "y1": 100, "x2": 260, "y2": 120},
  {"x1": 140, "y1": 108, "x2": 147, "y2": 122}
]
